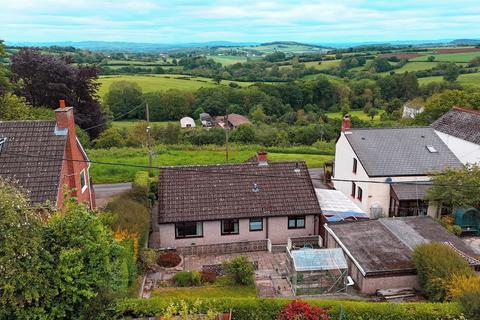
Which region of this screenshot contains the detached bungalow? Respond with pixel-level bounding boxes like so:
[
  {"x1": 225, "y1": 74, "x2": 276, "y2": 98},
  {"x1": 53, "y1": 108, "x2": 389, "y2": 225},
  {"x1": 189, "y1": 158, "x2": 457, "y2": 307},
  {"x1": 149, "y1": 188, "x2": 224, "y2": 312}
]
[
  {"x1": 0, "y1": 100, "x2": 95, "y2": 208},
  {"x1": 152, "y1": 152, "x2": 322, "y2": 254}
]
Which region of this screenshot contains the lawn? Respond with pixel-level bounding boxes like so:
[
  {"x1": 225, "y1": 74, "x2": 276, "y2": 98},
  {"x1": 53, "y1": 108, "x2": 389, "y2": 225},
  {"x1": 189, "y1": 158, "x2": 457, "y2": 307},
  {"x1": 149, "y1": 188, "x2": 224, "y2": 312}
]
[
  {"x1": 97, "y1": 74, "x2": 254, "y2": 97},
  {"x1": 411, "y1": 51, "x2": 480, "y2": 63},
  {"x1": 88, "y1": 145, "x2": 334, "y2": 183},
  {"x1": 418, "y1": 72, "x2": 480, "y2": 88},
  {"x1": 151, "y1": 286, "x2": 256, "y2": 299},
  {"x1": 326, "y1": 109, "x2": 384, "y2": 122}
]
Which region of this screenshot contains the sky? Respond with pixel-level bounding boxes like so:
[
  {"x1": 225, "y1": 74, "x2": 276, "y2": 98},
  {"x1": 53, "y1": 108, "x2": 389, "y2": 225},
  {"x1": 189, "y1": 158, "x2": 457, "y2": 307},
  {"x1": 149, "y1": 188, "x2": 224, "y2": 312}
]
[{"x1": 1, "y1": 0, "x2": 480, "y2": 44}]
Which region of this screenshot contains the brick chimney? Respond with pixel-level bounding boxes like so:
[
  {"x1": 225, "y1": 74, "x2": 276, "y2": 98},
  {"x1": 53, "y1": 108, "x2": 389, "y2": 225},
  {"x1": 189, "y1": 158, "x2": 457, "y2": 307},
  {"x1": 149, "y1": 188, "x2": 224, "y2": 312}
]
[
  {"x1": 341, "y1": 114, "x2": 351, "y2": 132},
  {"x1": 257, "y1": 150, "x2": 268, "y2": 166},
  {"x1": 55, "y1": 100, "x2": 76, "y2": 135}
]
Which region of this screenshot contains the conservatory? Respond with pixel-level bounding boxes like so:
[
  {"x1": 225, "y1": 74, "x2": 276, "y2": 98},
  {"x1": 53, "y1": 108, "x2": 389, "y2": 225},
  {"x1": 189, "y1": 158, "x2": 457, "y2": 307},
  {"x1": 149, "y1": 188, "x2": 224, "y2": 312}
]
[{"x1": 286, "y1": 246, "x2": 349, "y2": 295}]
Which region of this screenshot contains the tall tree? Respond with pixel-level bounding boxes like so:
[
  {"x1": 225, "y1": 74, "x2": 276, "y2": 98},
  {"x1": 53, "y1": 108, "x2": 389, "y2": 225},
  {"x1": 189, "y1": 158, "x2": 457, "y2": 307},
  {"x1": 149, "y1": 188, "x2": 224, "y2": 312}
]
[
  {"x1": 10, "y1": 49, "x2": 106, "y2": 138},
  {"x1": 104, "y1": 80, "x2": 144, "y2": 119}
]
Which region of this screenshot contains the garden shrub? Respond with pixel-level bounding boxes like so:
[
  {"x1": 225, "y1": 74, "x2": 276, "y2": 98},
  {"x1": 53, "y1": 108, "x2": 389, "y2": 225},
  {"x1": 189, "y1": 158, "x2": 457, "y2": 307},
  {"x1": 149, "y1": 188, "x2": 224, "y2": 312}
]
[
  {"x1": 412, "y1": 242, "x2": 475, "y2": 301},
  {"x1": 172, "y1": 271, "x2": 202, "y2": 287},
  {"x1": 447, "y1": 274, "x2": 480, "y2": 319},
  {"x1": 458, "y1": 287, "x2": 480, "y2": 319},
  {"x1": 157, "y1": 251, "x2": 182, "y2": 268},
  {"x1": 115, "y1": 297, "x2": 463, "y2": 320},
  {"x1": 130, "y1": 171, "x2": 150, "y2": 204},
  {"x1": 138, "y1": 248, "x2": 158, "y2": 274},
  {"x1": 223, "y1": 256, "x2": 254, "y2": 285},
  {"x1": 278, "y1": 300, "x2": 329, "y2": 320},
  {"x1": 105, "y1": 197, "x2": 150, "y2": 247}
]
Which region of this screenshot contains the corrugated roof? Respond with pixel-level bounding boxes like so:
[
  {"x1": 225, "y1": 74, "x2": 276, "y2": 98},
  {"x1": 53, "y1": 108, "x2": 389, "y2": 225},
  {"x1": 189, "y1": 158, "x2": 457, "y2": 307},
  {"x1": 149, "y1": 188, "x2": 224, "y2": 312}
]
[
  {"x1": 432, "y1": 107, "x2": 480, "y2": 145},
  {"x1": 315, "y1": 189, "x2": 369, "y2": 222},
  {"x1": 157, "y1": 161, "x2": 322, "y2": 223},
  {"x1": 0, "y1": 120, "x2": 66, "y2": 204},
  {"x1": 344, "y1": 127, "x2": 462, "y2": 177}
]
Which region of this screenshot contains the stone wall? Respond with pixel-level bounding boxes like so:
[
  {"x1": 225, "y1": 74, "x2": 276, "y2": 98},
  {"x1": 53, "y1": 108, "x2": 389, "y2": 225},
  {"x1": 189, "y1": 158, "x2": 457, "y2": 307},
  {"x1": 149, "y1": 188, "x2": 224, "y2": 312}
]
[{"x1": 176, "y1": 239, "x2": 268, "y2": 256}]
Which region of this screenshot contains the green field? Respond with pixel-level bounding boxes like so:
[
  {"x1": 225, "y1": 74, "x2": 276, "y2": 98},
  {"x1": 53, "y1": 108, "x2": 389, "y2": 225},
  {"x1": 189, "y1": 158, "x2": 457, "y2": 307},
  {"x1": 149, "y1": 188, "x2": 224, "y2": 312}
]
[
  {"x1": 111, "y1": 121, "x2": 176, "y2": 128},
  {"x1": 88, "y1": 145, "x2": 334, "y2": 183},
  {"x1": 250, "y1": 43, "x2": 327, "y2": 54},
  {"x1": 326, "y1": 109, "x2": 384, "y2": 122},
  {"x1": 207, "y1": 55, "x2": 260, "y2": 65},
  {"x1": 97, "y1": 74, "x2": 254, "y2": 97},
  {"x1": 304, "y1": 59, "x2": 341, "y2": 70},
  {"x1": 418, "y1": 72, "x2": 480, "y2": 87},
  {"x1": 411, "y1": 51, "x2": 480, "y2": 63}
]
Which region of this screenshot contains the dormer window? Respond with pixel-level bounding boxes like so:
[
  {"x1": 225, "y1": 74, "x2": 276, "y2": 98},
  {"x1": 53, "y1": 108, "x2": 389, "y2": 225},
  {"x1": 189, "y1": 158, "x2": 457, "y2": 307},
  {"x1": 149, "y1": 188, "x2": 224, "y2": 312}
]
[{"x1": 0, "y1": 137, "x2": 6, "y2": 153}]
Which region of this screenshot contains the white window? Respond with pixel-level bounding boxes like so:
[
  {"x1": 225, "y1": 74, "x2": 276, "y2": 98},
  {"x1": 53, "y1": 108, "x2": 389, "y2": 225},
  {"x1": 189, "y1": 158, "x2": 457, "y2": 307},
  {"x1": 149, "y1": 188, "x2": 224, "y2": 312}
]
[{"x1": 80, "y1": 170, "x2": 87, "y2": 193}]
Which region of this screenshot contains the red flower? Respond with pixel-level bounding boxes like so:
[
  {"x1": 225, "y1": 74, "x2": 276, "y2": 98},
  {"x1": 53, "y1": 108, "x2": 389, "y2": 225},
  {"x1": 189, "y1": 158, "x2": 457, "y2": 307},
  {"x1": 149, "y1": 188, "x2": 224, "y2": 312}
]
[{"x1": 278, "y1": 300, "x2": 329, "y2": 320}]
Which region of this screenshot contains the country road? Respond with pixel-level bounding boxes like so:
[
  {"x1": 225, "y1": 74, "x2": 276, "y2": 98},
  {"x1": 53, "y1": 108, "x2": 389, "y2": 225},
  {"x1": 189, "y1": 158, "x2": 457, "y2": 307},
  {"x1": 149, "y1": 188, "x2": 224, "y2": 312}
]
[{"x1": 94, "y1": 183, "x2": 132, "y2": 207}]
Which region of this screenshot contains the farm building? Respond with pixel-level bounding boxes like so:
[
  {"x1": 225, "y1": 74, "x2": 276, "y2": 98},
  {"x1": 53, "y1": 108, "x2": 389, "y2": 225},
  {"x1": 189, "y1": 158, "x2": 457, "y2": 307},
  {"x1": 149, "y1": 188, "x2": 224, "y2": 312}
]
[
  {"x1": 215, "y1": 113, "x2": 251, "y2": 129},
  {"x1": 180, "y1": 117, "x2": 196, "y2": 128},
  {"x1": 324, "y1": 216, "x2": 480, "y2": 294},
  {"x1": 402, "y1": 99, "x2": 424, "y2": 119},
  {"x1": 199, "y1": 113, "x2": 213, "y2": 127}
]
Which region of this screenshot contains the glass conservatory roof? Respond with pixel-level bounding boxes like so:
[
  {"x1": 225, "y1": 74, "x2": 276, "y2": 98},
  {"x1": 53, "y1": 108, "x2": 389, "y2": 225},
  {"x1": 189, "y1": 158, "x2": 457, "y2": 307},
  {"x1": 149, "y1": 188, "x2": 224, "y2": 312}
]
[{"x1": 289, "y1": 248, "x2": 348, "y2": 272}]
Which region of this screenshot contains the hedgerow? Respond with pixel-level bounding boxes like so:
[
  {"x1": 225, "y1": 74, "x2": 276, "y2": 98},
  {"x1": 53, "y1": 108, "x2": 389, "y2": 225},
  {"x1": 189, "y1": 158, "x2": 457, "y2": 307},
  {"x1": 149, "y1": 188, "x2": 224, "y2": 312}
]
[{"x1": 115, "y1": 297, "x2": 463, "y2": 320}]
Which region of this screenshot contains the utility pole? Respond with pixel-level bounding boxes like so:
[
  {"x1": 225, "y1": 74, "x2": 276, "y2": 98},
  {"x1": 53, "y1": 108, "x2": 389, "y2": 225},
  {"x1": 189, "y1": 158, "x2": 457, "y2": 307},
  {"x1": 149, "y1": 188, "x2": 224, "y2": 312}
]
[
  {"x1": 146, "y1": 102, "x2": 153, "y2": 175},
  {"x1": 225, "y1": 113, "x2": 229, "y2": 163}
]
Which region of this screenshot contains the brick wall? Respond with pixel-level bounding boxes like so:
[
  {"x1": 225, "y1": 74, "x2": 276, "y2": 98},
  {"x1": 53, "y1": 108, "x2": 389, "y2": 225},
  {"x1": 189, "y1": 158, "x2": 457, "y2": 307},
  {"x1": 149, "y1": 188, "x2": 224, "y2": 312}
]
[{"x1": 177, "y1": 239, "x2": 268, "y2": 256}]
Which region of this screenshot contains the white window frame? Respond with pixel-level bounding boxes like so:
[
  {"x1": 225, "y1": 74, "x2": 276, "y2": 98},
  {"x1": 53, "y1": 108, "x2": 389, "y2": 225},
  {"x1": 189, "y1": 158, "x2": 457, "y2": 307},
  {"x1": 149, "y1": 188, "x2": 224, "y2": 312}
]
[{"x1": 80, "y1": 169, "x2": 88, "y2": 193}]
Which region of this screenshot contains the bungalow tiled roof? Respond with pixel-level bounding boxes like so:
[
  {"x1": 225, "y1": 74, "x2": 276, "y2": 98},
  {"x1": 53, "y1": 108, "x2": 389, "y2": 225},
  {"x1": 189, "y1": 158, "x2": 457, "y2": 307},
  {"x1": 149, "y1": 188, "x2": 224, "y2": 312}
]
[
  {"x1": 432, "y1": 107, "x2": 480, "y2": 145},
  {"x1": 0, "y1": 120, "x2": 66, "y2": 204},
  {"x1": 157, "y1": 161, "x2": 322, "y2": 223}
]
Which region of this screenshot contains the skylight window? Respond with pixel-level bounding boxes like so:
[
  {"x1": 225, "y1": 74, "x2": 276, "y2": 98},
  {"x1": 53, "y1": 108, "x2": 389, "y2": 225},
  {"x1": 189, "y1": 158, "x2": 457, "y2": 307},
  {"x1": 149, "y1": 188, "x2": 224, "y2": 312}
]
[
  {"x1": 426, "y1": 145, "x2": 438, "y2": 153},
  {"x1": 0, "y1": 137, "x2": 6, "y2": 153}
]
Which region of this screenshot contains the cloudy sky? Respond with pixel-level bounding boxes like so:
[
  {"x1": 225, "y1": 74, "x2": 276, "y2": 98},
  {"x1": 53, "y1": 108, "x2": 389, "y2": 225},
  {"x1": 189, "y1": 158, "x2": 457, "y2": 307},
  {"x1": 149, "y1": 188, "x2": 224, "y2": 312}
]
[{"x1": 1, "y1": 0, "x2": 479, "y2": 44}]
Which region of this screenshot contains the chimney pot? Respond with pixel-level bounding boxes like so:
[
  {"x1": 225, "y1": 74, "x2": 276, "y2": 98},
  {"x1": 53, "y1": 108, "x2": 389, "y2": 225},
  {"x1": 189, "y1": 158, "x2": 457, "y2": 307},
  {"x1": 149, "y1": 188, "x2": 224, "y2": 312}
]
[
  {"x1": 257, "y1": 150, "x2": 268, "y2": 166},
  {"x1": 59, "y1": 99, "x2": 66, "y2": 109},
  {"x1": 341, "y1": 114, "x2": 351, "y2": 132}
]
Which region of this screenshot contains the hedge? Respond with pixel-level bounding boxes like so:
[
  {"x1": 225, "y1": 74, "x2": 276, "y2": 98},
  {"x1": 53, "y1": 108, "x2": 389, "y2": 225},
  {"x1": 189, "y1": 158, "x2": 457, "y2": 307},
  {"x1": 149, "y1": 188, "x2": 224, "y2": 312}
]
[{"x1": 115, "y1": 297, "x2": 463, "y2": 320}]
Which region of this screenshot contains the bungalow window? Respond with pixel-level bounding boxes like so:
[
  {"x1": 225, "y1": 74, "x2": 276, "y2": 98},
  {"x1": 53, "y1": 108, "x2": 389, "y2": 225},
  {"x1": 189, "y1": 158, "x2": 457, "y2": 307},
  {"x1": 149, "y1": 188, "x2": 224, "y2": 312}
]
[
  {"x1": 357, "y1": 186, "x2": 363, "y2": 202},
  {"x1": 351, "y1": 182, "x2": 356, "y2": 198},
  {"x1": 288, "y1": 216, "x2": 305, "y2": 229},
  {"x1": 80, "y1": 169, "x2": 87, "y2": 193},
  {"x1": 175, "y1": 222, "x2": 203, "y2": 238},
  {"x1": 221, "y1": 219, "x2": 239, "y2": 235},
  {"x1": 249, "y1": 218, "x2": 263, "y2": 231},
  {"x1": 353, "y1": 158, "x2": 357, "y2": 174}
]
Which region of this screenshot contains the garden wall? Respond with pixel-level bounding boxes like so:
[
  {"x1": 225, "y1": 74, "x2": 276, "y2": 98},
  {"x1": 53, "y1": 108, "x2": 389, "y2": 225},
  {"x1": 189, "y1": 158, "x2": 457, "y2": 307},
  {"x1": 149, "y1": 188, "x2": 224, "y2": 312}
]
[{"x1": 176, "y1": 240, "x2": 268, "y2": 256}]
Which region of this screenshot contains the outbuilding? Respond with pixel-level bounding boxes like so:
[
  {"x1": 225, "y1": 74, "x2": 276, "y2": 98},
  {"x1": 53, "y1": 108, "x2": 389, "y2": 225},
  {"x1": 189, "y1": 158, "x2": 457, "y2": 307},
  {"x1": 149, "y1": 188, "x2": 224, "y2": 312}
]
[
  {"x1": 324, "y1": 216, "x2": 480, "y2": 294},
  {"x1": 180, "y1": 117, "x2": 196, "y2": 128}
]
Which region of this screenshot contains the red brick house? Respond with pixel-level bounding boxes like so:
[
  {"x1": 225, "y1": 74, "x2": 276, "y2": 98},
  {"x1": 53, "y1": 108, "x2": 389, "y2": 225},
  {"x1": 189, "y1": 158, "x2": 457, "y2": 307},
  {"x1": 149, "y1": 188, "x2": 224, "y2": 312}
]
[{"x1": 0, "y1": 100, "x2": 95, "y2": 208}]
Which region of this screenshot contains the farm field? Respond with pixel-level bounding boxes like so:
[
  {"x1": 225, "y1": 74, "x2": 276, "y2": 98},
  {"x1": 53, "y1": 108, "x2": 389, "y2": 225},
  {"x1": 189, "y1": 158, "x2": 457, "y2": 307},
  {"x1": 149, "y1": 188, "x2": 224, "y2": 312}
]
[
  {"x1": 111, "y1": 121, "x2": 176, "y2": 128},
  {"x1": 97, "y1": 74, "x2": 254, "y2": 97},
  {"x1": 207, "y1": 55, "x2": 260, "y2": 65},
  {"x1": 303, "y1": 59, "x2": 341, "y2": 70},
  {"x1": 386, "y1": 61, "x2": 439, "y2": 74},
  {"x1": 411, "y1": 51, "x2": 480, "y2": 63},
  {"x1": 418, "y1": 72, "x2": 480, "y2": 87},
  {"x1": 88, "y1": 145, "x2": 334, "y2": 183}
]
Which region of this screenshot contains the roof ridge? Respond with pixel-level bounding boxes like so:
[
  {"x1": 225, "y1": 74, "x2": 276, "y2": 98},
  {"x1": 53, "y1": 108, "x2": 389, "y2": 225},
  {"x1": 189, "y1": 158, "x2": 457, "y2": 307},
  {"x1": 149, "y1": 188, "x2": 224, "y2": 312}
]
[
  {"x1": 452, "y1": 106, "x2": 480, "y2": 115},
  {"x1": 159, "y1": 160, "x2": 307, "y2": 169},
  {"x1": 346, "y1": 126, "x2": 431, "y2": 131}
]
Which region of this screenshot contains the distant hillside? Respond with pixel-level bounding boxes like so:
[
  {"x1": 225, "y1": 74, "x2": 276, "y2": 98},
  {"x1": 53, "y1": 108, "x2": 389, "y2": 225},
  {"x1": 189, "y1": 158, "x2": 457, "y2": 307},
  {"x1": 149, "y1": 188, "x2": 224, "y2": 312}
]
[
  {"x1": 259, "y1": 41, "x2": 331, "y2": 49},
  {"x1": 450, "y1": 39, "x2": 480, "y2": 45},
  {"x1": 5, "y1": 40, "x2": 259, "y2": 52}
]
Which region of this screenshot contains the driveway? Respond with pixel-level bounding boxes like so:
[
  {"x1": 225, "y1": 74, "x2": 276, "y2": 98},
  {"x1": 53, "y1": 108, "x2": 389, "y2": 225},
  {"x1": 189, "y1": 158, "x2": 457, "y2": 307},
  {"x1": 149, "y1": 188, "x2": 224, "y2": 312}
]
[
  {"x1": 308, "y1": 168, "x2": 330, "y2": 189},
  {"x1": 93, "y1": 183, "x2": 132, "y2": 207}
]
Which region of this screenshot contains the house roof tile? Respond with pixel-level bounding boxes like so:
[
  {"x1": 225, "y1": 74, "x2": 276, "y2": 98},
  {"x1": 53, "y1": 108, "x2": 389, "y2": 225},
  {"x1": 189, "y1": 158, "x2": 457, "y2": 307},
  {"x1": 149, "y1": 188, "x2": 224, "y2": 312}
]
[
  {"x1": 432, "y1": 107, "x2": 480, "y2": 145},
  {"x1": 344, "y1": 127, "x2": 462, "y2": 177},
  {"x1": 157, "y1": 161, "x2": 322, "y2": 223},
  {"x1": 0, "y1": 120, "x2": 66, "y2": 205}
]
